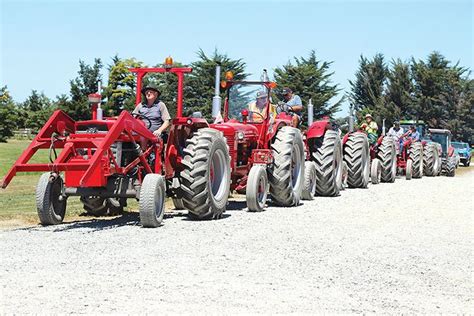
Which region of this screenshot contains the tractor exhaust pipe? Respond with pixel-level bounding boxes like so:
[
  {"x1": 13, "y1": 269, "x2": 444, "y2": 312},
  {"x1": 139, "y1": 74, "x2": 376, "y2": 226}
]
[
  {"x1": 307, "y1": 98, "x2": 314, "y2": 126},
  {"x1": 349, "y1": 103, "x2": 355, "y2": 132},
  {"x1": 212, "y1": 63, "x2": 221, "y2": 119},
  {"x1": 382, "y1": 118, "x2": 386, "y2": 136}
]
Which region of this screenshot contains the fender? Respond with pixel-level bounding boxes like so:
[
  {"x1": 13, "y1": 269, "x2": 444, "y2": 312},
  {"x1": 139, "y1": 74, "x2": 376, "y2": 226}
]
[
  {"x1": 307, "y1": 119, "x2": 331, "y2": 140},
  {"x1": 448, "y1": 146, "x2": 454, "y2": 157}
]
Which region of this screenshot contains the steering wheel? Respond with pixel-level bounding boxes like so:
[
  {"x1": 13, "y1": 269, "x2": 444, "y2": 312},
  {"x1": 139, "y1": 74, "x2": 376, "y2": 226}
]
[
  {"x1": 276, "y1": 102, "x2": 294, "y2": 115},
  {"x1": 132, "y1": 112, "x2": 152, "y2": 130},
  {"x1": 248, "y1": 110, "x2": 265, "y2": 122}
]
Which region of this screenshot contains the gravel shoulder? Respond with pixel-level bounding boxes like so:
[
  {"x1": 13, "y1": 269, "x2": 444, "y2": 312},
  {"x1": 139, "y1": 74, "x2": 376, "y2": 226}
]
[{"x1": 1, "y1": 169, "x2": 472, "y2": 314}]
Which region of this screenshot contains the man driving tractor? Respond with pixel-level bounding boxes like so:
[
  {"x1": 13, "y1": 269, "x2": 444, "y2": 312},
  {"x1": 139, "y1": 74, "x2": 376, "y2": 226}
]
[
  {"x1": 281, "y1": 87, "x2": 303, "y2": 127},
  {"x1": 360, "y1": 113, "x2": 378, "y2": 144},
  {"x1": 248, "y1": 91, "x2": 276, "y2": 122},
  {"x1": 133, "y1": 84, "x2": 171, "y2": 140}
]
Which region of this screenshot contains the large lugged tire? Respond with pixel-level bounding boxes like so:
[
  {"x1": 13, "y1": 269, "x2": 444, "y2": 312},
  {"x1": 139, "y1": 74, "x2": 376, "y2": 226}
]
[
  {"x1": 442, "y1": 157, "x2": 456, "y2": 177},
  {"x1": 180, "y1": 128, "x2": 231, "y2": 220},
  {"x1": 377, "y1": 137, "x2": 397, "y2": 183},
  {"x1": 139, "y1": 174, "x2": 165, "y2": 228},
  {"x1": 343, "y1": 132, "x2": 369, "y2": 188},
  {"x1": 246, "y1": 165, "x2": 269, "y2": 212},
  {"x1": 172, "y1": 198, "x2": 184, "y2": 210},
  {"x1": 36, "y1": 173, "x2": 67, "y2": 225},
  {"x1": 423, "y1": 142, "x2": 440, "y2": 176},
  {"x1": 408, "y1": 142, "x2": 423, "y2": 178},
  {"x1": 268, "y1": 126, "x2": 305, "y2": 206},
  {"x1": 312, "y1": 130, "x2": 343, "y2": 197},
  {"x1": 302, "y1": 161, "x2": 317, "y2": 200}
]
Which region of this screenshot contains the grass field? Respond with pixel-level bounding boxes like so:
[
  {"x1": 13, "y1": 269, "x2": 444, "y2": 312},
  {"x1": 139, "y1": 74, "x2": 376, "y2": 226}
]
[{"x1": 0, "y1": 140, "x2": 143, "y2": 226}]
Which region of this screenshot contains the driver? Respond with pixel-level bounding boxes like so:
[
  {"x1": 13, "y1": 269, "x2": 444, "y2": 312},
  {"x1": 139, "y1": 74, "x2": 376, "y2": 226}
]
[
  {"x1": 248, "y1": 91, "x2": 275, "y2": 122},
  {"x1": 282, "y1": 87, "x2": 303, "y2": 127},
  {"x1": 133, "y1": 84, "x2": 171, "y2": 140}
]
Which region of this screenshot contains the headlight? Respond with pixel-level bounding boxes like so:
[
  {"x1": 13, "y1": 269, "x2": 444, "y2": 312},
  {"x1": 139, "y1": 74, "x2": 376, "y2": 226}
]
[{"x1": 237, "y1": 132, "x2": 244, "y2": 140}]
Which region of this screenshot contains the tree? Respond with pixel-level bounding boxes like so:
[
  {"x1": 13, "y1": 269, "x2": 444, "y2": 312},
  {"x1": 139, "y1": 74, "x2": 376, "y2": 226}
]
[
  {"x1": 274, "y1": 50, "x2": 343, "y2": 125},
  {"x1": 103, "y1": 56, "x2": 145, "y2": 115},
  {"x1": 185, "y1": 48, "x2": 248, "y2": 119},
  {"x1": 18, "y1": 90, "x2": 54, "y2": 132},
  {"x1": 348, "y1": 54, "x2": 387, "y2": 123},
  {"x1": 0, "y1": 86, "x2": 18, "y2": 142},
  {"x1": 60, "y1": 59, "x2": 103, "y2": 120},
  {"x1": 384, "y1": 59, "x2": 415, "y2": 124}
]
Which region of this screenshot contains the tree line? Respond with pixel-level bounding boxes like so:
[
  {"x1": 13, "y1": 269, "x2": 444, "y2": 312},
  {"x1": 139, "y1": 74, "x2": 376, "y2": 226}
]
[{"x1": 0, "y1": 49, "x2": 472, "y2": 143}]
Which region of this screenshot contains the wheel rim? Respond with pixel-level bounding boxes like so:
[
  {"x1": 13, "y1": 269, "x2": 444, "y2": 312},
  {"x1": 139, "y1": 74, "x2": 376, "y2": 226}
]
[
  {"x1": 50, "y1": 178, "x2": 66, "y2": 220},
  {"x1": 257, "y1": 172, "x2": 267, "y2": 207},
  {"x1": 210, "y1": 149, "x2": 229, "y2": 201},
  {"x1": 290, "y1": 144, "x2": 302, "y2": 189},
  {"x1": 154, "y1": 181, "x2": 164, "y2": 220}
]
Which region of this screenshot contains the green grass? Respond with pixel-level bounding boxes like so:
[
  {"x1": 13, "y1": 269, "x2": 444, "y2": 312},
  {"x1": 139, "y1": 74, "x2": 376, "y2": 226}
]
[{"x1": 0, "y1": 140, "x2": 86, "y2": 223}]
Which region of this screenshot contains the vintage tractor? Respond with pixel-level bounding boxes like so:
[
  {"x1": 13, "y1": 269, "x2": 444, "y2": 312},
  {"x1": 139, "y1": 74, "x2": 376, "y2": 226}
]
[
  {"x1": 211, "y1": 72, "x2": 306, "y2": 212},
  {"x1": 341, "y1": 131, "x2": 397, "y2": 188},
  {"x1": 399, "y1": 120, "x2": 441, "y2": 177},
  {"x1": 428, "y1": 129, "x2": 456, "y2": 177},
  {"x1": 1, "y1": 58, "x2": 232, "y2": 227}
]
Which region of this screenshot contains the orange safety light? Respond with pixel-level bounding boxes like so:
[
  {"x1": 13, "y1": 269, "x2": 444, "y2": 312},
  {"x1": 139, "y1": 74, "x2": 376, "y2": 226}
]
[
  {"x1": 164, "y1": 56, "x2": 173, "y2": 67},
  {"x1": 225, "y1": 71, "x2": 234, "y2": 80},
  {"x1": 269, "y1": 82, "x2": 277, "y2": 89},
  {"x1": 220, "y1": 80, "x2": 228, "y2": 89}
]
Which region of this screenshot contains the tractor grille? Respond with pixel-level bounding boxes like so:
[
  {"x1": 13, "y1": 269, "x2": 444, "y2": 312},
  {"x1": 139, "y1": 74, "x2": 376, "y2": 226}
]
[{"x1": 225, "y1": 134, "x2": 236, "y2": 159}]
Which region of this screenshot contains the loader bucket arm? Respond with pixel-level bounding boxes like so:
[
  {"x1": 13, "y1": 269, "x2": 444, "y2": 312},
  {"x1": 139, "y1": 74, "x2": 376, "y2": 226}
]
[{"x1": 1, "y1": 110, "x2": 75, "y2": 188}]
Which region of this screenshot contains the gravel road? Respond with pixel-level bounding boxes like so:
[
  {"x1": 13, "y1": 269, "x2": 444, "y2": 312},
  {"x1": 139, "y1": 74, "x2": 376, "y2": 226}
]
[{"x1": 1, "y1": 169, "x2": 472, "y2": 314}]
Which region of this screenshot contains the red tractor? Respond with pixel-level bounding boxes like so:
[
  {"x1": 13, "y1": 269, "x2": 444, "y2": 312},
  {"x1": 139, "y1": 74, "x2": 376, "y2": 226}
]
[
  {"x1": 1, "y1": 58, "x2": 232, "y2": 227},
  {"x1": 212, "y1": 73, "x2": 306, "y2": 212},
  {"x1": 396, "y1": 136, "x2": 424, "y2": 180},
  {"x1": 341, "y1": 131, "x2": 397, "y2": 188}
]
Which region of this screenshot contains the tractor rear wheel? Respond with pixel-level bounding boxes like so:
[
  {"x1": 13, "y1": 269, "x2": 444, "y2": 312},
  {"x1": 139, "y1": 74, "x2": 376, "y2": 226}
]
[
  {"x1": 423, "y1": 143, "x2": 440, "y2": 176},
  {"x1": 180, "y1": 128, "x2": 231, "y2": 220},
  {"x1": 36, "y1": 173, "x2": 67, "y2": 225},
  {"x1": 409, "y1": 142, "x2": 423, "y2": 178},
  {"x1": 406, "y1": 159, "x2": 413, "y2": 180},
  {"x1": 343, "y1": 132, "x2": 370, "y2": 188},
  {"x1": 139, "y1": 174, "x2": 165, "y2": 228},
  {"x1": 302, "y1": 161, "x2": 317, "y2": 200},
  {"x1": 246, "y1": 165, "x2": 269, "y2": 212},
  {"x1": 80, "y1": 196, "x2": 124, "y2": 216},
  {"x1": 370, "y1": 158, "x2": 382, "y2": 184},
  {"x1": 312, "y1": 130, "x2": 343, "y2": 197},
  {"x1": 268, "y1": 126, "x2": 305, "y2": 206},
  {"x1": 377, "y1": 137, "x2": 397, "y2": 183},
  {"x1": 442, "y1": 157, "x2": 456, "y2": 177},
  {"x1": 172, "y1": 198, "x2": 185, "y2": 210}
]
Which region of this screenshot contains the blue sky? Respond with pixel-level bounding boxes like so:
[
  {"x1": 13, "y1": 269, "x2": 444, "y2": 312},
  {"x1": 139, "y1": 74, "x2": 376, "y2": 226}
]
[{"x1": 1, "y1": 0, "x2": 472, "y2": 116}]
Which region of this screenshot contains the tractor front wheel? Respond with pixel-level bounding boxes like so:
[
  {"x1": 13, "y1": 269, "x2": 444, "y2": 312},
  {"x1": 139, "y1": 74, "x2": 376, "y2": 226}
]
[
  {"x1": 36, "y1": 173, "x2": 67, "y2": 225},
  {"x1": 180, "y1": 128, "x2": 231, "y2": 220},
  {"x1": 406, "y1": 159, "x2": 413, "y2": 180},
  {"x1": 442, "y1": 157, "x2": 456, "y2": 177},
  {"x1": 246, "y1": 165, "x2": 269, "y2": 212},
  {"x1": 268, "y1": 126, "x2": 305, "y2": 206},
  {"x1": 302, "y1": 161, "x2": 317, "y2": 200},
  {"x1": 139, "y1": 174, "x2": 166, "y2": 228},
  {"x1": 370, "y1": 159, "x2": 382, "y2": 184}
]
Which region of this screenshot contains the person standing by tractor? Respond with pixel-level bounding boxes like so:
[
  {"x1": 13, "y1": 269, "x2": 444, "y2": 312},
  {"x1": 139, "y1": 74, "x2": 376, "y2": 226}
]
[
  {"x1": 360, "y1": 113, "x2": 378, "y2": 144},
  {"x1": 248, "y1": 91, "x2": 276, "y2": 122},
  {"x1": 133, "y1": 84, "x2": 171, "y2": 140},
  {"x1": 281, "y1": 87, "x2": 303, "y2": 127},
  {"x1": 387, "y1": 121, "x2": 404, "y2": 154}
]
